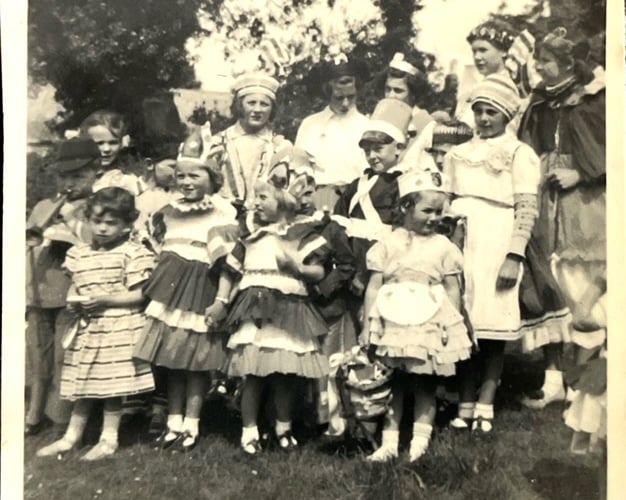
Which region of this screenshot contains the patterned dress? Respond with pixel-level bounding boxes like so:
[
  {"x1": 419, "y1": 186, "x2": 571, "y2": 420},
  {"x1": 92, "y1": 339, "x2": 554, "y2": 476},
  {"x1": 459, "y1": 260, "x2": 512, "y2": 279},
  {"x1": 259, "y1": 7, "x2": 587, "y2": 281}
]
[
  {"x1": 60, "y1": 241, "x2": 155, "y2": 399},
  {"x1": 224, "y1": 222, "x2": 330, "y2": 379},
  {"x1": 366, "y1": 228, "x2": 472, "y2": 376},
  {"x1": 133, "y1": 195, "x2": 237, "y2": 371}
]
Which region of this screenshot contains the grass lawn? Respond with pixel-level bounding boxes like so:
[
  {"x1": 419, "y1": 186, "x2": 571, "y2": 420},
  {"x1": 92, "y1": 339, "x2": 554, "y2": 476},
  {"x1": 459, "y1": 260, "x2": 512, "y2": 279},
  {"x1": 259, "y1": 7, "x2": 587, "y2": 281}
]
[{"x1": 24, "y1": 352, "x2": 603, "y2": 500}]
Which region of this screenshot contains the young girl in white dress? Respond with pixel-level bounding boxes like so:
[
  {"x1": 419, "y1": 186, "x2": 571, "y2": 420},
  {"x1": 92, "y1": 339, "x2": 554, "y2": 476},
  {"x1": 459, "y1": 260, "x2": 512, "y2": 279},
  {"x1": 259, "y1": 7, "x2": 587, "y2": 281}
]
[
  {"x1": 36, "y1": 187, "x2": 155, "y2": 460},
  {"x1": 444, "y1": 73, "x2": 541, "y2": 432},
  {"x1": 363, "y1": 170, "x2": 472, "y2": 462}
]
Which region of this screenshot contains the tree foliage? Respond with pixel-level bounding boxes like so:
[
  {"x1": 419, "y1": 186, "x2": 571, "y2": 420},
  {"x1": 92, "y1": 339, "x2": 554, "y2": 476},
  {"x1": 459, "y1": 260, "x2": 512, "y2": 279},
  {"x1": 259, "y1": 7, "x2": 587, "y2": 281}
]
[{"x1": 28, "y1": 0, "x2": 209, "y2": 141}]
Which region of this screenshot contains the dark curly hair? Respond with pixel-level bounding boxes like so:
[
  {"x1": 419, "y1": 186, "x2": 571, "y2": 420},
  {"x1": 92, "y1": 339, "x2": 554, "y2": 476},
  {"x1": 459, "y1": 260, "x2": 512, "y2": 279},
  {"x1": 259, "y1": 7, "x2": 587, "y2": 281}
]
[{"x1": 85, "y1": 187, "x2": 139, "y2": 224}]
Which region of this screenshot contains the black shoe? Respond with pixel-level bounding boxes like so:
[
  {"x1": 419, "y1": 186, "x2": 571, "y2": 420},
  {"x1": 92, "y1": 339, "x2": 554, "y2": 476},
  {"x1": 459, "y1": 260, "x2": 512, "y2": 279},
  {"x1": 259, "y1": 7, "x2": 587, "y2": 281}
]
[
  {"x1": 25, "y1": 419, "x2": 50, "y2": 437},
  {"x1": 154, "y1": 429, "x2": 181, "y2": 450},
  {"x1": 241, "y1": 438, "x2": 263, "y2": 456},
  {"x1": 172, "y1": 431, "x2": 198, "y2": 453},
  {"x1": 277, "y1": 431, "x2": 298, "y2": 451}
]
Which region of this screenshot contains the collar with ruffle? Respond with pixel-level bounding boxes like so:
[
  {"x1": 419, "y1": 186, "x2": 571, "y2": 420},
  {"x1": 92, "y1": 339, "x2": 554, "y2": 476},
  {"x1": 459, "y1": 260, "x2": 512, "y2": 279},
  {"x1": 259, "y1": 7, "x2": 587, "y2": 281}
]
[{"x1": 169, "y1": 194, "x2": 215, "y2": 213}]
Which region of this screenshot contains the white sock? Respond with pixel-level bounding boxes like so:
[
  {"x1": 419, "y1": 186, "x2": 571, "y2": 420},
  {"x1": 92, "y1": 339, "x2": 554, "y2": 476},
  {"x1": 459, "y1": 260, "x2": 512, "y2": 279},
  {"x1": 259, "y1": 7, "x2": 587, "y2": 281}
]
[
  {"x1": 474, "y1": 403, "x2": 494, "y2": 420},
  {"x1": 167, "y1": 414, "x2": 184, "y2": 433},
  {"x1": 101, "y1": 410, "x2": 121, "y2": 444},
  {"x1": 458, "y1": 402, "x2": 475, "y2": 420},
  {"x1": 64, "y1": 411, "x2": 89, "y2": 444},
  {"x1": 182, "y1": 417, "x2": 200, "y2": 437},
  {"x1": 544, "y1": 370, "x2": 564, "y2": 391},
  {"x1": 275, "y1": 420, "x2": 292, "y2": 437},
  {"x1": 241, "y1": 425, "x2": 259, "y2": 445},
  {"x1": 380, "y1": 429, "x2": 399, "y2": 449},
  {"x1": 410, "y1": 423, "x2": 432, "y2": 461}
]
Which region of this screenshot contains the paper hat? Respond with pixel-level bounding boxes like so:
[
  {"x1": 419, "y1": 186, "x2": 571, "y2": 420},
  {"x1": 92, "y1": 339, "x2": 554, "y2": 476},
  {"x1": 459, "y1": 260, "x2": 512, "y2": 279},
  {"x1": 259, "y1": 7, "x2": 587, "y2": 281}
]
[
  {"x1": 398, "y1": 170, "x2": 450, "y2": 198},
  {"x1": 361, "y1": 99, "x2": 413, "y2": 144},
  {"x1": 232, "y1": 72, "x2": 280, "y2": 100},
  {"x1": 431, "y1": 121, "x2": 474, "y2": 148},
  {"x1": 466, "y1": 21, "x2": 516, "y2": 52},
  {"x1": 388, "y1": 53, "x2": 419, "y2": 76},
  {"x1": 261, "y1": 146, "x2": 315, "y2": 201},
  {"x1": 470, "y1": 73, "x2": 520, "y2": 121},
  {"x1": 177, "y1": 124, "x2": 222, "y2": 180},
  {"x1": 50, "y1": 137, "x2": 101, "y2": 173}
]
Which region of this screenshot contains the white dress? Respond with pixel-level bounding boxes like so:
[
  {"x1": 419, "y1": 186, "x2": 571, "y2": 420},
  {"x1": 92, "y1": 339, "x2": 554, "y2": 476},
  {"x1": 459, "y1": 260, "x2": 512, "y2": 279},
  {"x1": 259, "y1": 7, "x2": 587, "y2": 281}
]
[{"x1": 444, "y1": 133, "x2": 540, "y2": 341}]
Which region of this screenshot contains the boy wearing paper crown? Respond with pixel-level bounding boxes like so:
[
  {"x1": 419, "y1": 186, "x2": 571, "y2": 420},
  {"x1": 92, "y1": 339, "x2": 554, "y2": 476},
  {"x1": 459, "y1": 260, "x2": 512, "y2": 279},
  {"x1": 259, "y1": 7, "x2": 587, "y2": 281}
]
[
  {"x1": 207, "y1": 72, "x2": 291, "y2": 211},
  {"x1": 333, "y1": 98, "x2": 413, "y2": 303},
  {"x1": 25, "y1": 137, "x2": 100, "y2": 435}
]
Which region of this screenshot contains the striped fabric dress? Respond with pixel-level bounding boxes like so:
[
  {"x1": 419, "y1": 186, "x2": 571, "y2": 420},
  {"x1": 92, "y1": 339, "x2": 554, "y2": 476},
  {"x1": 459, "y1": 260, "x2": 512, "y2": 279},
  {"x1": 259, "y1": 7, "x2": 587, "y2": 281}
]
[{"x1": 60, "y1": 241, "x2": 155, "y2": 400}]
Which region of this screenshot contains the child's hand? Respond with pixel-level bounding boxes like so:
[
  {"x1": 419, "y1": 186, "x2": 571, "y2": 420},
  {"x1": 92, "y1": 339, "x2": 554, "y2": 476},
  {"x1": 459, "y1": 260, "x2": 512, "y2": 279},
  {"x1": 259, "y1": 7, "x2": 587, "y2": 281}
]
[
  {"x1": 275, "y1": 247, "x2": 302, "y2": 276},
  {"x1": 496, "y1": 255, "x2": 521, "y2": 291},
  {"x1": 205, "y1": 302, "x2": 227, "y2": 329},
  {"x1": 81, "y1": 296, "x2": 107, "y2": 314}
]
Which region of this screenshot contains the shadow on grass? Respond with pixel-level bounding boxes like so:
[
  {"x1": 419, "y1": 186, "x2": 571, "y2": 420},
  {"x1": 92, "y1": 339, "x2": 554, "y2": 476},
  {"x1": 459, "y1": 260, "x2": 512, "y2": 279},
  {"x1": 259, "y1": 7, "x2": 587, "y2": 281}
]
[{"x1": 525, "y1": 458, "x2": 601, "y2": 500}]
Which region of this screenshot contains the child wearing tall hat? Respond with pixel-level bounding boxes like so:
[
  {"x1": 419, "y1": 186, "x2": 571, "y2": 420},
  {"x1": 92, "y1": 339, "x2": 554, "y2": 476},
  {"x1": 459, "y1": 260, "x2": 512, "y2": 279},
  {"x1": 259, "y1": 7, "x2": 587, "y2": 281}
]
[
  {"x1": 80, "y1": 110, "x2": 146, "y2": 196},
  {"x1": 207, "y1": 72, "x2": 291, "y2": 210},
  {"x1": 333, "y1": 98, "x2": 413, "y2": 309},
  {"x1": 204, "y1": 160, "x2": 329, "y2": 455},
  {"x1": 443, "y1": 73, "x2": 541, "y2": 433},
  {"x1": 36, "y1": 187, "x2": 156, "y2": 460},
  {"x1": 362, "y1": 170, "x2": 472, "y2": 462},
  {"x1": 382, "y1": 52, "x2": 434, "y2": 156},
  {"x1": 295, "y1": 57, "x2": 370, "y2": 210},
  {"x1": 133, "y1": 128, "x2": 237, "y2": 452},
  {"x1": 25, "y1": 137, "x2": 101, "y2": 436}
]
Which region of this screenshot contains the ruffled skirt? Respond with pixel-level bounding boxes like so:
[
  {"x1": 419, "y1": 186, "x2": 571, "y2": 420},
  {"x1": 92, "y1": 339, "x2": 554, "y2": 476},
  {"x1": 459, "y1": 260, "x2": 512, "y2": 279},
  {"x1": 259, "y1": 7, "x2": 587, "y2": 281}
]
[
  {"x1": 225, "y1": 287, "x2": 329, "y2": 378},
  {"x1": 133, "y1": 252, "x2": 227, "y2": 371},
  {"x1": 371, "y1": 296, "x2": 472, "y2": 377}
]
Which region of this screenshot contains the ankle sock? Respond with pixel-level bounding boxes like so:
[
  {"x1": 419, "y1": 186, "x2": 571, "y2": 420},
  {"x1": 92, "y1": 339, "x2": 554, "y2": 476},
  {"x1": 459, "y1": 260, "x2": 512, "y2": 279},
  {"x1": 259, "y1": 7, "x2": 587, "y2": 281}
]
[
  {"x1": 167, "y1": 414, "x2": 184, "y2": 433},
  {"x1": 241, "y1": 425, "x2": 259, "y2": 445},
  {"x1": 474, "y1": 403, "x2": 494, "y2": 420},
  {"x1": 275, "y1": 420, "x2": 292, "y2": 437},
  {"x1": 101, "y1": 410, "x2": 121, "y2": 444},
  {"x1": 64, "y1": 411, "x2": 89, "y2": 444},
  {"x1": 458, "y1": 402, "x2": 475, "y2": 420},
  {"x1": 182, "y1": 417, "x2": 200, "y2": 437}
]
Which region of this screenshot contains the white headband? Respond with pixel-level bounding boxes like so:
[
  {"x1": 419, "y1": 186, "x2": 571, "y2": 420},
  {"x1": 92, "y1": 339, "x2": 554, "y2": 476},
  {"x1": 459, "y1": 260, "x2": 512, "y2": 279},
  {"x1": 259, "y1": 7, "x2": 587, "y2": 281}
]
[{"x1": 389, "y1": 53, "x2": 418, "y2": 77}]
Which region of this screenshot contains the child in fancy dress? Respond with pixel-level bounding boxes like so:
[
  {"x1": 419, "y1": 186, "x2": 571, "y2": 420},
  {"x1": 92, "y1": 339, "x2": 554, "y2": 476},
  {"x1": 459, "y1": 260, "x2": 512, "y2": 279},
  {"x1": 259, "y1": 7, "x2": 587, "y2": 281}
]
[
  {"x1": 36, "y1": 187, "x2": 155, "y2": 460},
  {"x1": 362, "y1": 170, "x2": 472, "y2": 462},
  {"x1": 204, "y1": 162, "x2": 329, "y2": 455},
  {"x1": 444, "y1": 73, "x2": 541, "y2": 432},
  {"x1": 133, "y1": 129, "x2": 237, "y2": 452}
]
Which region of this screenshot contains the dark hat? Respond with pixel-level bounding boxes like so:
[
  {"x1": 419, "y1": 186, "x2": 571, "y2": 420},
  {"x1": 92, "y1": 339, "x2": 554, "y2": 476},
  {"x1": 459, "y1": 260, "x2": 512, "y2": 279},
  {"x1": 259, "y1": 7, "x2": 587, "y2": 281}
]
[
  {"x1": 50, "y1": 137, "x2": 101, "y2": 173},
  {"x1": 431, "y1": 121, "x2": 474, "y2": 148}
]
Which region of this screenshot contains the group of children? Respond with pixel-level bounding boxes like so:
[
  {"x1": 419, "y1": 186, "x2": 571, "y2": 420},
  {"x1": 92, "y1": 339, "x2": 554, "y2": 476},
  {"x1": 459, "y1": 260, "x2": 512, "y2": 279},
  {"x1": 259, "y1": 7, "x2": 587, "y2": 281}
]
[{"x1": 26, "y1": 62, "x2": 600, "y2": 465}]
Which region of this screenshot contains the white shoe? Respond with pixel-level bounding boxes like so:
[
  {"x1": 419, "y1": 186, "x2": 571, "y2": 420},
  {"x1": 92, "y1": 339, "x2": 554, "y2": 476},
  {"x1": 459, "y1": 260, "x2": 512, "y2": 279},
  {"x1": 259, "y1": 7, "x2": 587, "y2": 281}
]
[
  {"x1": 36, "y1": 438, "x2": 75, "y2": 457},
  {"x1": 80, "y1": 440, "x2": 118, "y2": 461},
  {"x1": 366, "y1": 445, "x2": 398, "y2": 462}
]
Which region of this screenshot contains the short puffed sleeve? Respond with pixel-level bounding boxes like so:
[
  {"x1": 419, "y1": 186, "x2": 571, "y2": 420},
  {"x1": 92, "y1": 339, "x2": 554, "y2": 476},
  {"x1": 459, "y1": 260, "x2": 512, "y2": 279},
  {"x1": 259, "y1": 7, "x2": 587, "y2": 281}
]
[
  {"x1": 299, "y1": 233, "x2": 330, "y2": 265},
  {"x1": 440, "y1": 237, "x2": 464, "y2": 276},
  {"x1": 366, "y1": 240, "x2": 388, "y2": 273},
  {"x1": 225, "y1": 241, "x2": 246, "y2": 275},
  {"x1": 511, "y1": 143, "x2": 541, "y2": 195},
  {"x1": 124, "y1": 243, "x2": 156, "y2": 288},
  {"x1": 63, "y1": 244, "x2": 82, "y2": 275}
]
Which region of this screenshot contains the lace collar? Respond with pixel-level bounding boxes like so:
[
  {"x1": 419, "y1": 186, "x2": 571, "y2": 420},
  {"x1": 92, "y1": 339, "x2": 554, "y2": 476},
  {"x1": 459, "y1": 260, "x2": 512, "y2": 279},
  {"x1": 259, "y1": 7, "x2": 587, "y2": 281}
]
[{"x1": 169, "y1": 194, "x2": 215, "y2": 213}]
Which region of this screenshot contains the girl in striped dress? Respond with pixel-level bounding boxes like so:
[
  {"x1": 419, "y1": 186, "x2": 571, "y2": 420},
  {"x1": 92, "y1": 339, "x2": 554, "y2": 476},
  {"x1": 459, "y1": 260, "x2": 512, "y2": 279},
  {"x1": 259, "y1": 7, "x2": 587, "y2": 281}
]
[{"x1": 37, "y1": 187, "x2": 155, "y2": 461}]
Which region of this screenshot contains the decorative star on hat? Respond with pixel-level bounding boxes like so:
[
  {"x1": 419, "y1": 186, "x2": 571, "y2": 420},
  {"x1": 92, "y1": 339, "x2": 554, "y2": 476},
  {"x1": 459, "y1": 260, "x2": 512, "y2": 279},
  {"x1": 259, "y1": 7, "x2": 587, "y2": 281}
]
[
  {"x1": 398, "y1": 170, "x2": 451, "y2": 198},
  {"x1": 177, "y1": 123, "x2": 220, "y2": 174}
]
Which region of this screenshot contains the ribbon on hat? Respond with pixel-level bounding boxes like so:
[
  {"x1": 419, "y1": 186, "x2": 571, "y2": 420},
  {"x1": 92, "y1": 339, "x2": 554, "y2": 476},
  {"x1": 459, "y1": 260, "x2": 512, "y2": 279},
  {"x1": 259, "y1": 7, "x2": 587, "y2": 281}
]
[{"x1": 389, "y1": 53, "x2": 418, "y2": 76}]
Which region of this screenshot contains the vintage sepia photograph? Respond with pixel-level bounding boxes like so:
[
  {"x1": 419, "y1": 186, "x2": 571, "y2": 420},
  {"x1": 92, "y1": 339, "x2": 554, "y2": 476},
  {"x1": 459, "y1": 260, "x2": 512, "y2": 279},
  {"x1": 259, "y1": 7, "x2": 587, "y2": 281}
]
[{"x1": 2, "y1": 0, "x2": 624, "y2": 498}]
